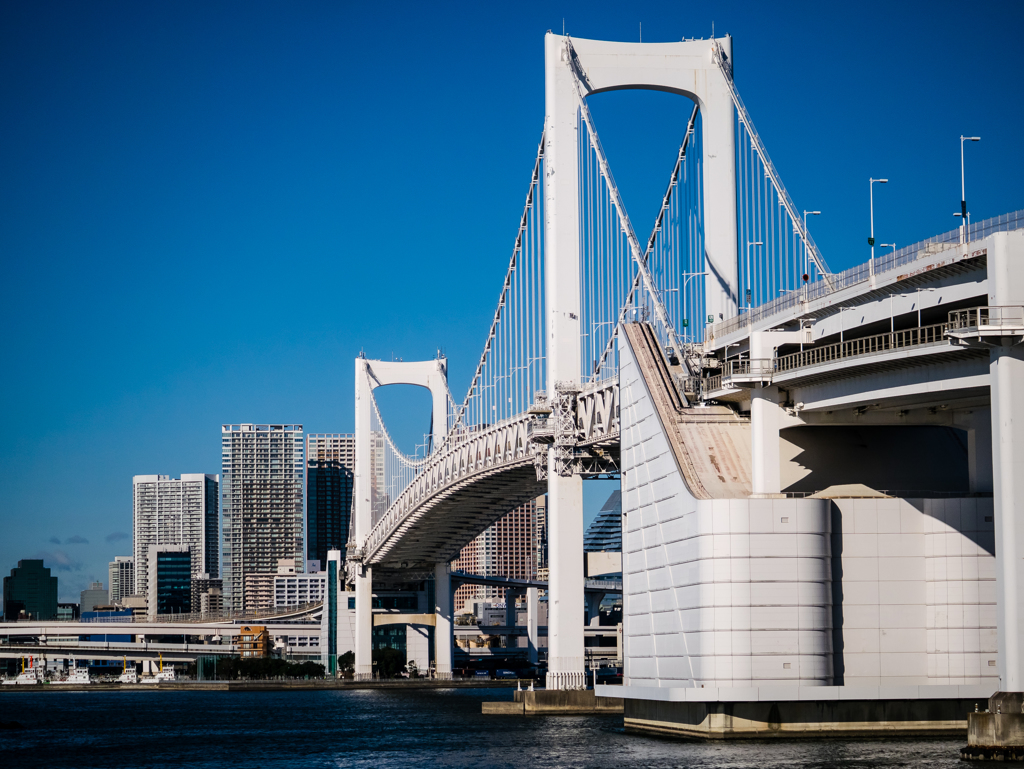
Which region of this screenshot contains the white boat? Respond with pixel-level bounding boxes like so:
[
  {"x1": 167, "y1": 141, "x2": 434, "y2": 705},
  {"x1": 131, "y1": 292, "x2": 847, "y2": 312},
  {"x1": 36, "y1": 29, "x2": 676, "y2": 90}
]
[
  {"x1": 118, "y1": 657, "x2": 138, "y2": 684},
  {"x1": 53, "y1": 660, "x2": 91, "y2": 685},
  {"x1": 139, "y1": 653, "x2": 175, "y2": 683},
  {"x1": 2, "y1": 657, "x2": 43, "y2": 685}
]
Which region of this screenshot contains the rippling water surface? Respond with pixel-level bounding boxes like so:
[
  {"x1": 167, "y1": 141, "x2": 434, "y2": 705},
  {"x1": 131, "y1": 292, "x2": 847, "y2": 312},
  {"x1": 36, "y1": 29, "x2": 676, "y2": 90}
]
[{"x1": 1, "y1": 688, "x2": 966, "y2": 768}]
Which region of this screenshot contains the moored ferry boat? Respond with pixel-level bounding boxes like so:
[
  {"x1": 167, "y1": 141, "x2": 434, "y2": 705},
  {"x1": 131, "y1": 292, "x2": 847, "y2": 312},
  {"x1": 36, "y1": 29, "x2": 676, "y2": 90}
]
[
  {"x1": 53, "y1": 660, "x2": 91, "y2": 685},
  {"x1": 2, "y1": 657, "x2": 43, "y2": 685},
  {"x1": 139, "y1": 654, "x2": 175, "y2": 684},
  {"x1": 118, "y1": 657, "x2": 138, "y2": 684}
]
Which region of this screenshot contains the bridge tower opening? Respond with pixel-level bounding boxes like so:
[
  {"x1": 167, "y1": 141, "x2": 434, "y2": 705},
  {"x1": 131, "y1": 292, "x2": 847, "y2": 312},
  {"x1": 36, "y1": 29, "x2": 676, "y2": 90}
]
[{"x1": 352, "y1": 356, "x2": 452, "y2": 680}]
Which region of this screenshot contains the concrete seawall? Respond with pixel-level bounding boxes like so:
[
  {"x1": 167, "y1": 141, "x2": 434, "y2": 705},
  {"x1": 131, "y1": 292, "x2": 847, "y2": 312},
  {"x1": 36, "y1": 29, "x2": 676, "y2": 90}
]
[
  {"x1": 483, "y1": 689, "x2": 625, "y2": 715},
  {"x1": 0, "y1": 679, "x2": 522, "y2": 694},
  {"x1": 624, "y1": 696, "x2": 978, "y2": 739}
]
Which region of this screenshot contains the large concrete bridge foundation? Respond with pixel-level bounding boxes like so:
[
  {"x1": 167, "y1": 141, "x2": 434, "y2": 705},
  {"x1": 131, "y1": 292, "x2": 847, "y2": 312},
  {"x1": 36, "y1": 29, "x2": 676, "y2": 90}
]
[{"x1": 434, "y1": 562, "x2": 453, "y2": 679}]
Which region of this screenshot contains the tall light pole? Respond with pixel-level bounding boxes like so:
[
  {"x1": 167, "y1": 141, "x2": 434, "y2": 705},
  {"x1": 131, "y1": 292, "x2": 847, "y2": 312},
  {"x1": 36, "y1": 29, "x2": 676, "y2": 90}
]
[
  {"x1": 746, "y1": 241, "x2": 762, "y2": 310},
  {"x1": 838, "y1": 306, "x2": 856, "y2": 345},
  {"x1": 869, "y1": 178, "x2": 888, "y2": 277},
  {"x1": 879, "y1": 242, "x2": 897, "y2": 271},
  {"x1": 960, "y1": 135, "x2": 981, "y2": 244},
  {"x1": 725, "y1": 342, "x2": 741, "y2": 375},
  {"x1": 680, "y1": 271, "x2": 707, "y2": 341},
  {"x1": 681, "y1": 270, "x2": 708, "y2": 292},
  {"x1": 908, "y1": 286, "x2": 936, "y2": 328},
  {"x1": 802, "y1": 211, "x2": 820, "y2": 284}
]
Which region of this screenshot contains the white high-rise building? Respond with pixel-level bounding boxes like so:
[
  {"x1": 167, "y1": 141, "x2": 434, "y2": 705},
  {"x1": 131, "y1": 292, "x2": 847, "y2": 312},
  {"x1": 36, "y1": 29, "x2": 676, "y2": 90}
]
[
  {"x1": 221, "y1": 424, "x2": 305, "y2": 612},
  {"x1": 132, "y1": 474, "x2": 219, "y2": 600},
  {"x1": 108, "y1": 556, "x2": 135, "y2": 604}
]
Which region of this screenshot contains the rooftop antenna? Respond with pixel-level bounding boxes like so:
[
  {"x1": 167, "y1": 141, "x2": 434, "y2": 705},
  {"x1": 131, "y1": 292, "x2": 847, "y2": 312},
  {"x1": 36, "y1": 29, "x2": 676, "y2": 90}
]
[
  {"x1": 639, "y1": 22, "x2": 642, "y2": 42},
  {"x1": 562, "y1": 19, "x2": 565, "y2": 35},
  {"x1": 712, "y1": 21, "x2": 715, "y2": 39}
]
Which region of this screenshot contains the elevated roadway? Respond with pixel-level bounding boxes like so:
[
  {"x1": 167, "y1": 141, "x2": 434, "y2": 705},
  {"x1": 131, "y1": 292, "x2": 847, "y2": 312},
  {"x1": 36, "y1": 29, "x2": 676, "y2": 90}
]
[{"x1": 0, "y1": 640, "x2": 238, "y2": 662}]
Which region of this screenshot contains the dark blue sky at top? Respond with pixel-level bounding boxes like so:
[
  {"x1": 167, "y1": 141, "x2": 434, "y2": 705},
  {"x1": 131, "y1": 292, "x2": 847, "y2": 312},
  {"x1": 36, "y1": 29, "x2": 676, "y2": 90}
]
[{"x1": 1, "y1": 1, "x2": 1021, "y2": 600}]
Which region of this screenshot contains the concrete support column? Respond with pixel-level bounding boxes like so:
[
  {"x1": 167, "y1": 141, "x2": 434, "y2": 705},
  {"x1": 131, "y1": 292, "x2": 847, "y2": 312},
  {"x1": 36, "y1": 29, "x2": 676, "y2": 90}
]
[
  {"x1": 993, "y1": 346, "x2": 1024, "y2": 691},
  {"x1": 527, "y1": 587, "x2": 539, "y2": 666},
  {"x1": 967, "y1": 407, "x2": 994, "y2": 494},
  {"x1": 505, "y1": 589, "x2": 521, "y2": 630},
  {"x1": 547, "y1": 465, "x2": 586, "y2": 689},
  {"x1": 354, "y1": 566, "x2": 373, "y2": 680},
  {"x1": 433, "y1": 563, "x2": 452, "y2": 680},
  {"x1": 586, "y1": 592, "x2": 602, "y2": 627},
  {"x1": 751, "y1": 384, "x2": 782, "y2": 495}
]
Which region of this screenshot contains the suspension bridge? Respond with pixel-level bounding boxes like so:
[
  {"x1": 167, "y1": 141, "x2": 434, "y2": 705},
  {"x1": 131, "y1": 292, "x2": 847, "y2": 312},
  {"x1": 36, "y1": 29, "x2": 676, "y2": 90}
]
[{"x1": 344, "y1": 30, "x2": 1024, "y2": 724}]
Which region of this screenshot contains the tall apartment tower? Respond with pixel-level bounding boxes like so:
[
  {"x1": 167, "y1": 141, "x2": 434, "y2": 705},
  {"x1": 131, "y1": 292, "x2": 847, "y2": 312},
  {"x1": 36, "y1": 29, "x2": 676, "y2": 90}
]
[
  {"x1": 108, "y1": 556, "x2": 135, "y2": 604},
  {"x1": 132, "y1": 474, "x2": 219, "y2": 600},
  {"x1": 221, "y1": 424, "x2": 305, "y2": 612},
  {"x1": 452, "y1": 496, "x2": 545, "y2": 611},
  {"x1": 306, "y1": 434, "x2": 355, "y2": 568}
]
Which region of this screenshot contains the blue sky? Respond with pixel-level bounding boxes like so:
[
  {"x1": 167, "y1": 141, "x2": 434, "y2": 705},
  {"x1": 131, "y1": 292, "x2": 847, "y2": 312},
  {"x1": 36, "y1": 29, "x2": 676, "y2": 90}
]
[{"x1": 1, "y1": 1, "x2": 1021, "y2": 601}]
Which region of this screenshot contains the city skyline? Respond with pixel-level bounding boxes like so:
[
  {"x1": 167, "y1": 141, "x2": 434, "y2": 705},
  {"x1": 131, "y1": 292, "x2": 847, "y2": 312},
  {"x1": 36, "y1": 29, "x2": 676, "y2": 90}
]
[{"x1": 2, "y1": 1, "x2": 1023, "y2": 600}]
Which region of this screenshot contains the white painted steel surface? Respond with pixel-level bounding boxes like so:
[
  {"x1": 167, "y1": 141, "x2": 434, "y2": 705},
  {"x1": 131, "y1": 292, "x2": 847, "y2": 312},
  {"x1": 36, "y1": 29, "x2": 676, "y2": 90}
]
[
  {"x1": 543, "y1": 32, "x2": 586, "y2": 690},
  {"x1": 988, "y1": 231, "x2": 1024, "y2": 692},
  {"x1": 619, "y1": 329, "x2": 833, "y2": 688}
]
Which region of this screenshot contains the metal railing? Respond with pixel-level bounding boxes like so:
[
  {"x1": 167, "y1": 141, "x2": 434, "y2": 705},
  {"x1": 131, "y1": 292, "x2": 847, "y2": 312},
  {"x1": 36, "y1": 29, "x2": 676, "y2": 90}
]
[
  {"x1": 73, "y1": 602, "x2": 323, "y2": 624},
  {"x1": 948, "y1": 305, "x2": 1024, "y2": 331},
  {"x1": 775, "y1": 321, "x2": 951, "y2": 374},
  {"x1": 707, "y1": 208, "x2": 1024, "y2": 342},
  {"x1": 722, "y1": 358, "x2": 774, "y2": 381},
  {"x1": 704, "y1": 313, "x2": 971, "y2": 394}
]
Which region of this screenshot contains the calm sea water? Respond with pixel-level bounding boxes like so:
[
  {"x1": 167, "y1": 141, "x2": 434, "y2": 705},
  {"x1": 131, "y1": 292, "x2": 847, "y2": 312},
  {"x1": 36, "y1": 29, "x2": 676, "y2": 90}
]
[{"x1": 0, "y1": 688, "x2": 966, "y2": 769}]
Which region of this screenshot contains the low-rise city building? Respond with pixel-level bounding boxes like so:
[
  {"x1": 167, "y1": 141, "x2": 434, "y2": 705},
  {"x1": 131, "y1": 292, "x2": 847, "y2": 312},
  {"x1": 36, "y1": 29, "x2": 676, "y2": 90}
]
[
  {"x1": 191, "y1": 574, "x2": 223, "y2": 616},
  {"x1": 238, "y1": 625, "x2": 269, "y2": 658},
  {"x1": 80, "y1": 582, "x2": 107, "y2": 613}
]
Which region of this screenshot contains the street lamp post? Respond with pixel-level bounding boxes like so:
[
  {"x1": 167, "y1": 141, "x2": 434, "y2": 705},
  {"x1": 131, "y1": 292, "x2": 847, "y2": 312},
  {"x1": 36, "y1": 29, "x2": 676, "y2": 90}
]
[
  {"x1": 681, "y1": 270, "x2": 708, "y2": 292},
  {"x1": 913, "y1": 286, "x2": 937, "y2": 327},
  {"x1": 960, "y1": 135, "x2": 981, "y2": 244},
  {"x1": 879, "y1": 243, "x2": 897, "y2": 272},
  {"x1": 802, "y1": 210, "x2": 821, "y2": 284},
  {"x1": 746, "y1": 242, "x2": 762, "y2": 310},
  {"x1": 680, "y1": 271, "x2": 707, "y2": 343},
  {"x1": 725, "y1": 343, "x2": 741, "y2": 377},
  {"x1": 869, "y1": 179, "x2": 888, "y2": 278},
  {"x1": 838, "y1": 306, "x2": 856, "y2": 344}
]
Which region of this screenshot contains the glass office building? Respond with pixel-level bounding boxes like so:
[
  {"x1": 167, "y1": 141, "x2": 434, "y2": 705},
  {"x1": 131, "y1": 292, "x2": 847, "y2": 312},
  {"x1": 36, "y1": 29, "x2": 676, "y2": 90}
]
[
  {"x1": 149, "y1": 545, "x2": 192, "y2": 615},
  {"x1": 306, "y1": 434, "x2": 354, "y2": 569}
]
